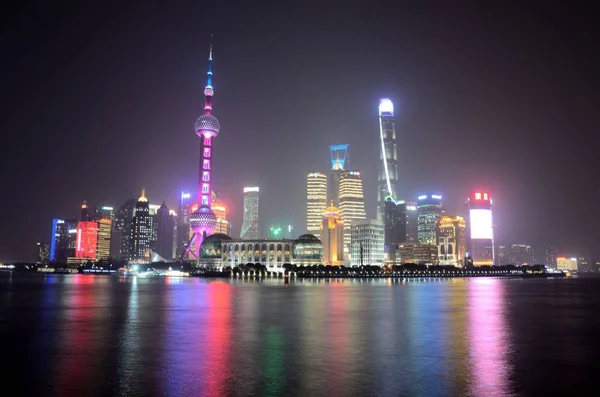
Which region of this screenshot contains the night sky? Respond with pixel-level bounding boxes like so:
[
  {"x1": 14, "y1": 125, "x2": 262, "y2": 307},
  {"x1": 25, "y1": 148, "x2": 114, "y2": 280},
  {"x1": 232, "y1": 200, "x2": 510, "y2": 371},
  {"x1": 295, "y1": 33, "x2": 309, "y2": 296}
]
[{"x1": 1, "y1": 1, "x2": 598, "y2": 262}]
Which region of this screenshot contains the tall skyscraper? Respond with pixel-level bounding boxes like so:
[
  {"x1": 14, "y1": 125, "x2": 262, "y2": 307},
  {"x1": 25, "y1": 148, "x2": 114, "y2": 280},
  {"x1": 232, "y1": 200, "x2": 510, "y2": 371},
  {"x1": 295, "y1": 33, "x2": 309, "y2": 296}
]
[
  {"x1": 176, "y1": 191, "x2": 192, "y2": 258},
  {"x1": 466, "y1": 191, "x2": 495, "y2": 266},
  {"x1": 306, "y1": 172, "x2": 327, "y2": 239},
  {"x1": 338, "y1": 170, "x2": 366, "y2": 256},
  {"x1": 404, "y1": 201, "x2": 418, "y2": 242},
  {"x1": 328, "y1": 144, "x2": 349, "y2": 206},
  {"x1": 350, "y1": 220, "x2": 384, "y2": 267},
  {"x1": 184, "y1": 38, "x2": 220, "y2": 260},
  {"x1": 96, "y1": 218, "x2": 112, "y2": 260},
  {"x1": 384, "y1": 198, "x2": 404, "y2": 264},
  {"x1": 240, "y1": 187, "x2": 260, "y2": 239},
  {"x1": 377, "y1": 98, "x2": 400, "y2": 221},
  {"x1": 417, "y1": 194, "x2": 443, "y2": 245},
  {"x1": 130, "y1": 188, "x2": 153, "y2": 261},
  {"x1": 96, "y1": 206, "x2": 114, "y2": 222},
  {"x1": 156, "y1": 202, "x2": 175, "y2": 260},
  {"x1": 321, "y1": 205, "x2": 344, "y2": 265},
  {"x1": 437, "y1": 215, "x2": 466, "y2": 266},
  {"x1": 49, "y1": 218, "x2": 70, "y2": 262},
  {"x1": 212, "y1": 191, "x2": 230, "y2": 235},
  {"x1": 114, "y1": 196, "x2": 138, "y2": 260},
  {"x1": 76, "y1": 221, "x2": 98, "y2": 260}
]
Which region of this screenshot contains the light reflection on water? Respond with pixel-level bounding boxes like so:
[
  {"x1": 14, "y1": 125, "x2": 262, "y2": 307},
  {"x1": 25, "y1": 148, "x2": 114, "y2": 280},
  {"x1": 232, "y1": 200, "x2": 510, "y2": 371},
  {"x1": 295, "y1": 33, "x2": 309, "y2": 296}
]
[{"x1": 1, "y1": 274, "x2": 598, "y2": 396}]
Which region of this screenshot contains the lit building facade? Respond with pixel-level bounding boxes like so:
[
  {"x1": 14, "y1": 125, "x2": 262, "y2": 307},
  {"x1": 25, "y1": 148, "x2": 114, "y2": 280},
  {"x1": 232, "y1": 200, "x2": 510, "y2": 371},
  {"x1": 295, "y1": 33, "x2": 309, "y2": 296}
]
[
  {"x1": 466, "y1": 191, "x2": 495, "y2": 266},
  {"x1": 96, "y1": 218, "x2": 112, "y2": 260},
  {"x1": 37, "y1": 242, "x2": 50, "y2": 263},
  {"x1": 212, "y1": 191, "x2": 230, "y2": 235},
  {"x1": 556, "y1": 257, "x2": 577, "y2": 271},
  {"x1": 417, "y1": 194, "x2": 443, "y2": 245},
  {"x1": 130, "y1": 189, "x2": 153, "y2": 261},
  {"x1": 75, "y1": 221, "x2": 98, "y2": 260},
  {"x1": 240, "y1": 187, "x2": 260, "y2": 239},
  {"x1": 321, "y1": 205, "x2": 344, "y2": 265},
  {"x1": 306, "y1": 172, "x2": 327, "y2": 239},
  {"x1": 398, "y1": 242, "x2": 439, "y2": 265},
  {"x1": 338, "y1": 170, "x2": 366, "y2": 256},
  {"x1": 404, "y1": 201, "x2": 418, "y2": 242},
  {"x1": 377, "y1": 98, "x2": 400, "y2": 221},
  {"x1": 437, "y1": 216, "x2": 466, "y2": 266},
  {"x1": 350, "y1": 220, "x2": 384, "y2": 267},
  {"x1": 222, "y1": 239, "x2": 293, "y2": 273}
]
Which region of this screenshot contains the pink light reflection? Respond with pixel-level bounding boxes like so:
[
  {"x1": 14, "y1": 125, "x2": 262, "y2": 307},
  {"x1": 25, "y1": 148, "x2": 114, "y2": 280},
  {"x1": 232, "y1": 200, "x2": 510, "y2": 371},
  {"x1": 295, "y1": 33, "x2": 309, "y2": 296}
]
[{"x1": 467, "y1": 278, "x2": 510, "y2": 395}]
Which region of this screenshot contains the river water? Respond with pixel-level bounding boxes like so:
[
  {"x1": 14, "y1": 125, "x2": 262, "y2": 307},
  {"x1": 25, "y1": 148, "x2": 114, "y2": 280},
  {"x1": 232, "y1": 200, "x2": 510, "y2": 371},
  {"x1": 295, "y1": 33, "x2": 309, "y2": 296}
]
[{"x1": 1, "y1": 273, "x2": 598, "y2": 396}]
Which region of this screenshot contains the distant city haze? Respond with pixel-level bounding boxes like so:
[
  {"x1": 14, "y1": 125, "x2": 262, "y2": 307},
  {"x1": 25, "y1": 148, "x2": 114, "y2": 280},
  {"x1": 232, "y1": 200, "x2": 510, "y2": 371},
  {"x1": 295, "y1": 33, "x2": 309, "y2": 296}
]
[{"x1": 1, "y1": 2, "x2": 598, "y2": 261}]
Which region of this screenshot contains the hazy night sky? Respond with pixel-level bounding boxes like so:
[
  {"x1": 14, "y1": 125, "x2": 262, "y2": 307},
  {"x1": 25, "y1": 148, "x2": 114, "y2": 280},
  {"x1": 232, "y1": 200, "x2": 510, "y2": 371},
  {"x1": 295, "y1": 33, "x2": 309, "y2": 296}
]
[{"x1": 1, "y1": 1, "x2": 598, "y2": 262}]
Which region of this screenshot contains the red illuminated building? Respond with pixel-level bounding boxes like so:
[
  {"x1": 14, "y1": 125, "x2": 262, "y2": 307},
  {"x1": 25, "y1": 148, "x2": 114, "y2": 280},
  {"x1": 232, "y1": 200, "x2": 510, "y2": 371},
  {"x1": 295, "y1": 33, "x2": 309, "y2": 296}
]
[{"x1": 76, "y1": 221, "x2": 98, "y2": 259}]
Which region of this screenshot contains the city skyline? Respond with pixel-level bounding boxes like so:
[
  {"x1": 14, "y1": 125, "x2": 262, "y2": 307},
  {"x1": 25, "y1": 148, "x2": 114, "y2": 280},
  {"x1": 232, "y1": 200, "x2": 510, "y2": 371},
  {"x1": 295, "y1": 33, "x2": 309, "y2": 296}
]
[{"x1": 1, "y1": 3, "x2": 598, "y2": 262}]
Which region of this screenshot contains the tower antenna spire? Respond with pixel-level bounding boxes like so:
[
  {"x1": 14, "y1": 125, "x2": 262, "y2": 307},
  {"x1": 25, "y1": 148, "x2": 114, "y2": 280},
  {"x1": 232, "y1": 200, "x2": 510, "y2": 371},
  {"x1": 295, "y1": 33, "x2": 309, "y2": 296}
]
[{"x1": 204, "y1": 35, "x2": 214, "y2": 115}]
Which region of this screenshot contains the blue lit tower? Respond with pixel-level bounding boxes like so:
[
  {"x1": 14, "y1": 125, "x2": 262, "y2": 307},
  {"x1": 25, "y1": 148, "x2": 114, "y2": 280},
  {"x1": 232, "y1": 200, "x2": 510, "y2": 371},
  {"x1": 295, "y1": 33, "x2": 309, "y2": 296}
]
[
  {"x1": 183, "y1": 38, "x2": 219, "y2": 260},
  {"x1": 377, "y1": 99, "x2": 400, "y2": 221},
  {"x1": 328, "y1": 144, "x2": 349, "y2": 206}
]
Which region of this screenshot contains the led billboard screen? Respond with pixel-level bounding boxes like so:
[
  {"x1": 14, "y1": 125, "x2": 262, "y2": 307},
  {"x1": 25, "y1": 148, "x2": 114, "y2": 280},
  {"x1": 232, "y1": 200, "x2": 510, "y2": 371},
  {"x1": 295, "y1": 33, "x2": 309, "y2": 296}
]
[{"x1": 469, "y1": 209, "x2": 493, "y2": 240}]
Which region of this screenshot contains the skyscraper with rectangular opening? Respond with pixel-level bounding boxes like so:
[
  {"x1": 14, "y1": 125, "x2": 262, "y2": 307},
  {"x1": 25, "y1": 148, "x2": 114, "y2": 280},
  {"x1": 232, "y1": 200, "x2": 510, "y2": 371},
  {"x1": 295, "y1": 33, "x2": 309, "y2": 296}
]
[{"x1": 377, "y1": 98, "x2": 400, "y2": 221}]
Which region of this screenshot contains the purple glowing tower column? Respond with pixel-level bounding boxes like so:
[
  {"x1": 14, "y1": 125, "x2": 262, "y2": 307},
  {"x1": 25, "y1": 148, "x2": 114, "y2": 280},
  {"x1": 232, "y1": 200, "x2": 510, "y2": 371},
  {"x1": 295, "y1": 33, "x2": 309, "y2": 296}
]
[{"x1": 184, "y1": 39, "x2": 218, "y2": 260}]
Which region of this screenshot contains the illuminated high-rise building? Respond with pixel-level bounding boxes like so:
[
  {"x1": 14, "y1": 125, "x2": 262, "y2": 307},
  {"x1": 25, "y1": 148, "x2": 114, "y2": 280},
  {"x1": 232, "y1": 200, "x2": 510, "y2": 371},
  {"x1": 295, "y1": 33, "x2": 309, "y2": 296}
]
[
  {"x1": 36, "y1": 242, "x2": 50, "y2": 263},
  {"x1": 338, "y1": 170, "x2": 366, "y2": 257},
  {"x1": 377, "y1": 98, "x2": 400, "y2": 221},
  {"x1": 156, "y1": 202, "x2": 175, "y2": 260},
  {"x1": 114, "y1": 196, "x2": 138, "y2": 260},
  {"x1": 328, "y1": 144, "x2": 349, "y2": 206},
  {"x1": 212, "y1": 191, "x2": 230, "y2": 235},
  {"x1": 183, "y1": 38, "x2": 220, "y2": 260},
  {"x1": 510, "y1": 244, "x2": 534, "y2": 266},
  {"x1": 176, "y1": 191, "x2": 192, "y2": 258},
  {"x1": 404, "y1": 201, "x2": 418, "y2": 242},
  {"x1": 417, "y1": 194, "x2": 443, "y2": 245},
  {"x1": 96, "y1": 206, "x2": 114, "y2": 222},
  {"x1": 437, "y1": 215, "x2": 466, "y2": 266},
  {"x1": 75, "y1": 221, "x2": 98, "y2": 260},
  {"x1": 49, "y1": 218, "x2": 70, "y2": 262},
  {"x1": 383, "y1": 198, "x2": 404, "y2": 264},
  {"x1": 130, "y1": 188, "x2": 153, "y2": 261},
  {"x1": 350, "y1": 220, "x2": 384, "y2": 267},
  {"x1": 240, "y1": 187, "x2": 260, "y2": 239},
  {"x1": 321, "y1": 204, "x2": 344, "y2": 265},
  {"x1": 306, "y1": 172, "x2": 327, "y2": 239},
  {"x1": 466, "y1": 191, "x2": 494, "y2": 266},
  {"x1": 96, "y1": 218, "x2": 112, "y2": 260}
]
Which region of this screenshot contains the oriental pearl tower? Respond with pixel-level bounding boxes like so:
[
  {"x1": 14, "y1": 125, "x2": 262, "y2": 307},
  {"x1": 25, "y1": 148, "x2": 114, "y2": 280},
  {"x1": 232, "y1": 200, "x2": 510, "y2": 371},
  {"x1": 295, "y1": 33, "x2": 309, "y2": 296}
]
[{"x1": 183, "y1": 38, "x2": 219, "y2": 260}]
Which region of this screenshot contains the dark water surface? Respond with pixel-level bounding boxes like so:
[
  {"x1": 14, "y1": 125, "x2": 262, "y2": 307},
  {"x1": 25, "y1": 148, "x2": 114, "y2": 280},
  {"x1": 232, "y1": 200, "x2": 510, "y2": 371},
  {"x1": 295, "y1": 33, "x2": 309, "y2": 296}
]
[{"x1": 1, "y1": 273, "x2": 599, "y2": 396}]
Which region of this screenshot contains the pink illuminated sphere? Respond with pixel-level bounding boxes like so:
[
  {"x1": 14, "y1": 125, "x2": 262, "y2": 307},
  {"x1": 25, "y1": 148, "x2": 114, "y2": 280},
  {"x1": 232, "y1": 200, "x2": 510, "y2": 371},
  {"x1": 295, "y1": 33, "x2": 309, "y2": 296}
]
[
  {"x1": 190, "y1": 205, "x2": 217, "y2": 236},
  {"x1": 195, "y1": 115, "x2": 220, "y2": 138}
]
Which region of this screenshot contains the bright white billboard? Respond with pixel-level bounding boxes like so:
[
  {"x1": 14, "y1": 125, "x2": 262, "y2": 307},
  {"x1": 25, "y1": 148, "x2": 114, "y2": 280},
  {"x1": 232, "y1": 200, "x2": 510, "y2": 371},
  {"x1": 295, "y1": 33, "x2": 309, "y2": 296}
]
[{"x1": 470, "y1": 209, "x2": 493, "y2": 240}]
